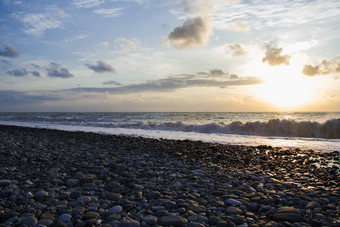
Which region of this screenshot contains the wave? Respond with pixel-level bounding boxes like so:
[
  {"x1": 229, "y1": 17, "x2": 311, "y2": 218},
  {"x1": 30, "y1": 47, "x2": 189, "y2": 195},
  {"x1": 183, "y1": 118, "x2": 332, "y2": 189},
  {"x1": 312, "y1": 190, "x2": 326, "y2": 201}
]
[{"x1": 111, "y1": 118, "x2": 340, "y2": 139}]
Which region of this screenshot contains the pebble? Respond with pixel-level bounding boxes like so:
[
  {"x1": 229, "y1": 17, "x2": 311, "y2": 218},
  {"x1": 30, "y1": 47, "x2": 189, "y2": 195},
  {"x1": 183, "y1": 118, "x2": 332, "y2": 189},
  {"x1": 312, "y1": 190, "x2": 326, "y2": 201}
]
[
  {"x1": 158, "y1": 216, "x2": 188, "y2": 226},
  {"x1": 143, "y1": 215, "x2": 158, "y2": 225},
  {"x1": 226, "y1": 198, "x2": 242, "y2": 206},
  {"x1": 109, "y1": 205, "x2": 123, "y2": 213},
  {"x1": 0, "y1": 125, "x2": 338, "y2": 227},
  {"x1": 226, "y1": 206, "x2": 243, "y2": 215},
  {"x1": 21, "y1": 216, "x2": 38, "y2": 226}
]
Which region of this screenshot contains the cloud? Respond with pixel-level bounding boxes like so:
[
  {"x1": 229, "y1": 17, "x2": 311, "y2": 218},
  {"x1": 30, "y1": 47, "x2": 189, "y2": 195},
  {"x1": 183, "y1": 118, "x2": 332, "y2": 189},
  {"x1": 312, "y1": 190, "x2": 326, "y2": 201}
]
[
  {"x1": 226, "y1": 21, "x2": 250, "y2": 32},
  {"x1": 71, "y1": 70, "x2": 262, "y2": 93},
  {"x1": 46, "y1": 63, "x2": 74, "y2": 78},
  {"x1": 302, "y1": 56, "x2": 340, "y2": 76},
  {"x1": 71, "y1": 0, "x2": 105, "y2": 8},
  {"x1": 182, "y1": 0, "x2": 216, "y2": 15},
  {"x1": 99, "y1": 41, "x2": 110, "y2": 46},
  {"x1": 114, "y1": 38, "x2": 141, "y2": 51},
  {"x1": 262, "y1": 44, "x2": 291, "y2": 66},
  {"x1": 94, "y1": 8, "x2": 124, "y2": 17},
  {"x1": 0, "y1": 42, "x2": 19, "y2": 58},
  {"x1": 225, "y1": 43, "x2": 247, "y2": 57},
  {"x1": 6, "y1": 69, "x2": 29, "y2": 77},
  {"x1": 102, "y1": 80, "x2": 121, "y2": 86},
  {"x1": 0, "y1": 91, "x2": 61, "y2": 107},
  {"x1": 6, "y1": 69, "x2": 40, "y2": 77},
  {"x1": 32, "y1": 71, "x2": 41, "y2": 77},
  {"x1": 12, "y1": 8, "x2": 68, "y2": 36},
  {"x1": 163, "y1": 16, "x2": 212, "y2": 49},
  {"x1": 86, "y1": 61, "x2": 115, "y2": 73}
]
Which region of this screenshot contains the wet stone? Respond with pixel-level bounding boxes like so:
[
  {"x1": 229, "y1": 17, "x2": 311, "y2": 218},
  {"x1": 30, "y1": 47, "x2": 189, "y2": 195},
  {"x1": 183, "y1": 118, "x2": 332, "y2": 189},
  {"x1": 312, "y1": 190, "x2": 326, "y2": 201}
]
[
  {"x1": 119, "y1": 218, "x2": 140, "y2": 227},
  {"x1": 21, "y1": 216, "x2": 38, "y2": 227},
  {"x1": 143, "y1": 215, "x2": 158, "y2": 225},
  {"x1": 271, "y1": 213, "x2": 305, "y2": 223},
  {"x1": 226, "y1": 206, "x2": 242, "y2": 215},
  {"x1": 158, "y1": 215, "x2": 188, "y2": 227}
]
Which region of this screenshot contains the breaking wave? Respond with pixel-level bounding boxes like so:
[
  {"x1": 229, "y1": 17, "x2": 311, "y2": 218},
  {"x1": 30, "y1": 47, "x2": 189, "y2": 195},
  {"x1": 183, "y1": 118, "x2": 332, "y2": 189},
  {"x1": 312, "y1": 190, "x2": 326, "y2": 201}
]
[{"x1": 126, "y1": 118, "x2": 340, "y2": 139}]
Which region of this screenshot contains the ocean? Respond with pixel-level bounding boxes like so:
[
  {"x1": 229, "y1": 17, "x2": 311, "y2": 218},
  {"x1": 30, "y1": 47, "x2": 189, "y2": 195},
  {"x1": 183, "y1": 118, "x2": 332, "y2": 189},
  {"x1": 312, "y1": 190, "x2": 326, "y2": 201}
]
[{"x1": 0, "y1": 112, "x2": 339, "y2": 152}]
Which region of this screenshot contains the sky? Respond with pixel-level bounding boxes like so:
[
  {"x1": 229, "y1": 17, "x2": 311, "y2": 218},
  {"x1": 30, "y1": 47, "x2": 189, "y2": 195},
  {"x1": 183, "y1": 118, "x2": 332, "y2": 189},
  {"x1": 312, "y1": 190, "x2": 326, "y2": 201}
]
[{"x1": 0, "y1": 0, "x2": 339, "y2": 112}]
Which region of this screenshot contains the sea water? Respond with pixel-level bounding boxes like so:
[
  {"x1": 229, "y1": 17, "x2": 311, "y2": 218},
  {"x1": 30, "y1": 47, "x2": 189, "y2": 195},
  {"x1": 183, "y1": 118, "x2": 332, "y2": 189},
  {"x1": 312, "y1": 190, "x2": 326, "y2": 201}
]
[{"x1": 0, "y1": 112, "x2": 339, "y2": 152}]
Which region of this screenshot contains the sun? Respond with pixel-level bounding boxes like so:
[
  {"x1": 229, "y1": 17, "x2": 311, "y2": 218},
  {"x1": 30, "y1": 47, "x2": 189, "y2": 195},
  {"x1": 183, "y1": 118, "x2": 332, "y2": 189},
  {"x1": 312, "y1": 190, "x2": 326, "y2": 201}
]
[{"x1": 256, "y1": 64, "x2": 318, "y2": 110}]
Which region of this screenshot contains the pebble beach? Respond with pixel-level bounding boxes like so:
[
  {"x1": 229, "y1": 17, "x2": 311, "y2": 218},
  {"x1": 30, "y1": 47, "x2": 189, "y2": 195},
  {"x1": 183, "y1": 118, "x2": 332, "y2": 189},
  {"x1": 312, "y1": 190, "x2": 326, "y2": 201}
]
[{"x1": 0, "y1": 125, "x2": 339, "y2": 227}]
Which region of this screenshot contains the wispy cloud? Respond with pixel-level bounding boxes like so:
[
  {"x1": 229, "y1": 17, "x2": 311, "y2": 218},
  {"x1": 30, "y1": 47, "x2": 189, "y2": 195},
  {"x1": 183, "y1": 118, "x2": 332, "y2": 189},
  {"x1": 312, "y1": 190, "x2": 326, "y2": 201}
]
[
  {"x1": 71, "y1": 70, "x2": 262, "y2": 93},
  {"x1": 71, "y1": 0, "x2": 105, "y2": 9},
  {"x1": 262, "y1": 44, "x2": 291, "y2": 66},
  {"x1": 213, "y1": 0, "x2": 340, "y2": 31},
  {"x1": 0, "y1": 42, "x2": 19, "y2": 58},
  {"x1": 226, "y1": 21, "x2": 250, "y2": 32},
  {"x1": 94, "y1": 8, "x2": 124, "y2": 17},
  {"x1": 12, "y1": 8, "x2": 69, "y2": 36},
  {"x1": 114, "y1": 38, "x2": 141, "y2": 51},
  {"x1": 302, "y1": 56, "x2": 340, "y2": 76},
  {"x1": 102, "y1": 80, "x2": 121, "y2": 86},
  {"x1": 0, "y1": 90, "x2": 61, "y2": 107},
  {"x1": 86, "y1": 60, "x2": 115, "y2": 73}
]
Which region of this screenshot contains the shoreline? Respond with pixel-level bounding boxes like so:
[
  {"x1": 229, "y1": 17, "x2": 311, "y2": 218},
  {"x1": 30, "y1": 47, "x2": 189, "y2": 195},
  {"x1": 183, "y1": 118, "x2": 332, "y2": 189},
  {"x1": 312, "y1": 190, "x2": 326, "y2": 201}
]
[{"x1": 0, "y1": 125, "x2": 339, "y2": 226}]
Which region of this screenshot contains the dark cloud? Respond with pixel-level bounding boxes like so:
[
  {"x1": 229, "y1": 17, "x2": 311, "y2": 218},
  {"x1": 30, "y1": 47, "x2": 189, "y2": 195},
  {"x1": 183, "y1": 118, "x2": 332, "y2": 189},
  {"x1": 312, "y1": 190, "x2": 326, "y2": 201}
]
[
  {"x1": 102, "y1": 80, "x2": 121, "y2": 86},
  {"x1": 302, "y1": 56, "x2": 340, "y2": 76},
  {"x1": 225, "y1": 43, "x2": 247, "y2": 57},
  {"x1": 46, "y1": 63, "x2": 73, "y2": 78},
  {"x1": 210, "y1": 69, "x2": 225, "y2": 76},
  {"x1": 0, "y1": 42, "x2": 19, "y2": 58},
  {"x1": 7, "y1": 69, "x2": 29, "y2": 77},
  {"x1": 163, "y1": 16, "x2": 211, "y2": 49},
  {"x1": 6, "y1": 68, "x2": 41, "y2": 77},
  {"x1": 262, "y1": 44, "x2": 291, "y2": 66},
  {"x1": 0, "y1": 90, "x2": 61, "y2": 109},
  {"x1": 32, "y1": 71, "x2": 41, "y2": 77},
  {"x1": 70, "y1": 70, "x2": 262, "y2": 94},
  {"x1": 86, "y1": 60, "x2": 115, "y2": 73}
]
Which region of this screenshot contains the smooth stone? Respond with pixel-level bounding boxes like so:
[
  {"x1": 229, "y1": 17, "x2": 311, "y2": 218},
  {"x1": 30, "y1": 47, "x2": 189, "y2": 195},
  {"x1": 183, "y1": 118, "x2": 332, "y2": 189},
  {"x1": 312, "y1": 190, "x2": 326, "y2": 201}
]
[
  {"x1": 208, "y1": 216, "x2": 221, "y2": 225},
  {"x1": 226, "y1": 199, "x2": 242, "y2": 206},
  {"x1": 272, "y1": 213, "x2": 305, "y2": 223},
  {"x1": 158, "y1": 216, "x2": 188, "y2": 227},
  {"x1": 119, "y1": 219, "x2": 140, "y2": 227},
  {"x1": 0, "y1": 179, "x2": 12, "y2": 187},
  {"x1": 226, "y1": 206, "x2": 242, "y2": 215},
  {"x1": 305, "y1": 202, "x2": 321, "y2": 209},
  {"x1": 21, "y1": 216, "x2": 38, "y2": 226},
  {"x1": 217, "y1": 221, "x2": 229, "y2": 227},
  {"x1": 188, "y1": 222, "x2": 205, "y2": 227},
  {"x1": 59, "y1": 214, "x2": 72, "y2": 222},
  {"x1": 106, "y1": 193, "x2": 123, "y2": 201},
  {"x1": 66, "y1": 179, "x2": 79, "y2": 186},
  {"x1": 34, "y1": 191, "x2": 49, "y2": 199},
  {"x1": 276, "y1": 207, "x2": 301, "y2": 214},
  {"x1": 143, "y1": 215, "x2": 158, "y2": 225},
  {"x1": 39, "y1": 219, "x2": 54, "y2": 226},
  {"x1": 84, "y1": 211, "x2": 100, "y2": 220},
  {"x1": 77, "y1": 196, "x2": 92, "y2": 203},
  {"x1": 109, "y1": 205, "x2": 123, "y2": 213}
]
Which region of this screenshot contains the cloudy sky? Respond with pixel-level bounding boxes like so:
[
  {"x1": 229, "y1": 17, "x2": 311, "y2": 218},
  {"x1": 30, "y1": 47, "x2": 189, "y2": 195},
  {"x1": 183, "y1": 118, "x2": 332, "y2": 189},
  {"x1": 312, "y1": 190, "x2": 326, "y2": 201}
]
[{"x1": 0, "y1": 0, "x2": 339, "y2": 112}]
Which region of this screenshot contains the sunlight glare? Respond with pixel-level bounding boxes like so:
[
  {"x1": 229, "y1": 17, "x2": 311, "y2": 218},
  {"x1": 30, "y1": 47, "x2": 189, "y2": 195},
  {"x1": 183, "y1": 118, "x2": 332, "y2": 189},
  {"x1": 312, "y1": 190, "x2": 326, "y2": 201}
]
[{"x1": 256, "y1": 64, "x2": 317, "y2": 110}]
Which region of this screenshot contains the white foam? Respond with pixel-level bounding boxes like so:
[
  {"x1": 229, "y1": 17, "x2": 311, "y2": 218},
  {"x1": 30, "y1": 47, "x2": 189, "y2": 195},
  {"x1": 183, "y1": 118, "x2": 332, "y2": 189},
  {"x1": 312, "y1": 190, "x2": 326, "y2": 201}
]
[{"x1": 1, "y1": 121, "x2": 339, "y2": 152}]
